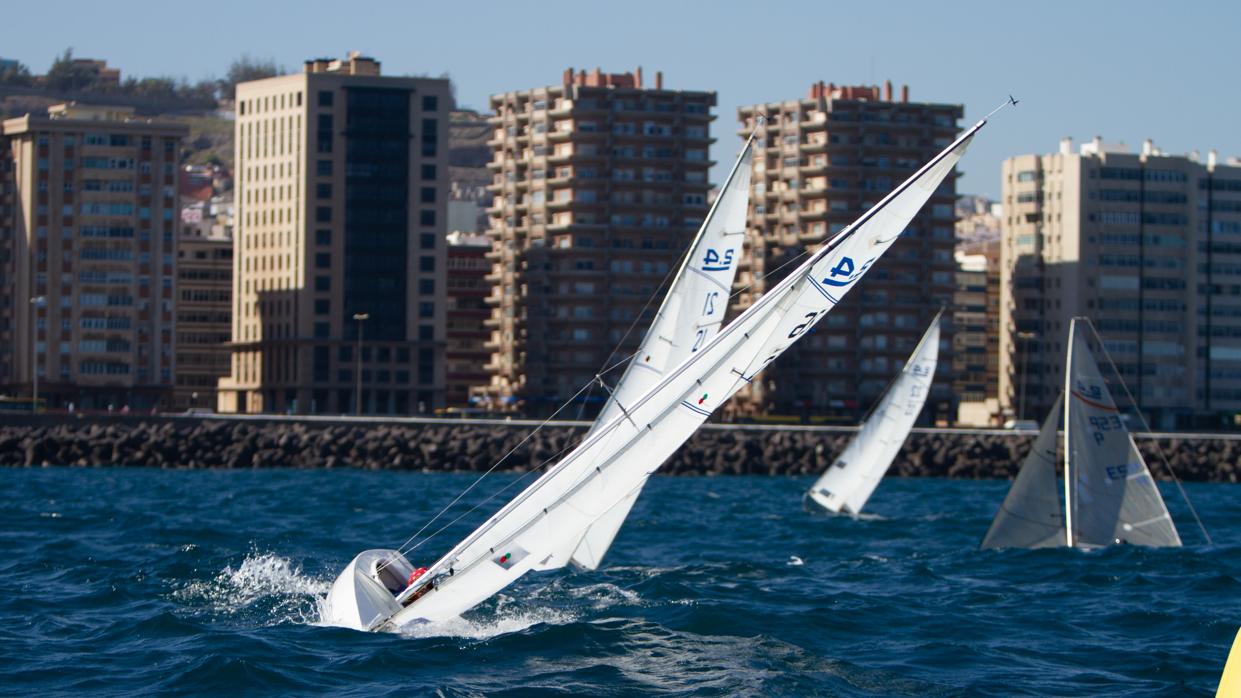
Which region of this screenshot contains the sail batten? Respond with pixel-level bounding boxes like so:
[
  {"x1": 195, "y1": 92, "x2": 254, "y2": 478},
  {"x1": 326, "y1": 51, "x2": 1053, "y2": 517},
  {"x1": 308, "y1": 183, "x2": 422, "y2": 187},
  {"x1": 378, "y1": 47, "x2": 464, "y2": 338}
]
[{"x1": 381, "y1": 120, "x2": 985, "y2": 625}]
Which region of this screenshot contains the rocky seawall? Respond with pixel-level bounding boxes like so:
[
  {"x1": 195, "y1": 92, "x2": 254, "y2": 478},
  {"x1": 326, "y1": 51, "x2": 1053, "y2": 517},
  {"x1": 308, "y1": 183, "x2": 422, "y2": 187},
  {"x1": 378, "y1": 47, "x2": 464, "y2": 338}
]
[{"x1": 1, "y1": 415, "x2": 1239, "y2": 482}]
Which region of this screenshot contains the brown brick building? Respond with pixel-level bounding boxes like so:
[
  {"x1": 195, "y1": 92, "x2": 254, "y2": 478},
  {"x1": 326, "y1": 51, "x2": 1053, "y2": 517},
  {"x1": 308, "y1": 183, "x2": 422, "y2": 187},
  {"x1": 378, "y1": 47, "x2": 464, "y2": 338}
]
[
  {"x1": 478, "y1": 68, "x2": 716, "y2": 416},
  {"x1": 732, "y1": 82, "x2": 962, "y2": 423}
]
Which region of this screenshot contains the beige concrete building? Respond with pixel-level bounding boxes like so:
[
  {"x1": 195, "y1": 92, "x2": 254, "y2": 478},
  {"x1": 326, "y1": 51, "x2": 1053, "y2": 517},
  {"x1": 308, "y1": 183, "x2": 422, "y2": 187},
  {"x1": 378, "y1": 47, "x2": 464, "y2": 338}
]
[
  {"x1": 217, "y1": 53, "x2": 452, "y2": 415},
  {"x1": 953, "y1": 242, "x2": 1000, "y2": 425},
  {"x1": 1, "y1": 103, "x2": 186, "y2": 410},
  {"x1": 1000, "y1": 137, "x2": 1241, "y2": 430},
  {"x1": 733, "y1": 82, "x2": 961, "y2": 423},
  {"x1": 478, "y1": 68, "x2": 716, "y2": 415},
  {"x1": 173, "y1": 224, "x2": 231, "y2": 410}
]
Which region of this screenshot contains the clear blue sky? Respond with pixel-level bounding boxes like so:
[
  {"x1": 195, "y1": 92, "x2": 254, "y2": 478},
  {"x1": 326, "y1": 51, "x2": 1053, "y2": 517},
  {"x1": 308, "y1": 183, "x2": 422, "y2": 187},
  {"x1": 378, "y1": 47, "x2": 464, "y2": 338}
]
[{"x1": 7, "y1": 0, "x2": 1239, "y2": 198}]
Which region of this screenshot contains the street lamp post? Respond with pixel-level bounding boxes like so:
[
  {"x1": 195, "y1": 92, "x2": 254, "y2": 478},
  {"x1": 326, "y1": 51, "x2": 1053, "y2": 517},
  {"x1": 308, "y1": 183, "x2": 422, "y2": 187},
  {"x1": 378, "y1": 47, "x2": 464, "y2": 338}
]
[
  {"x1": 353, "y1": 312, "x2": 369, "y2": 415},
  {"x1": 30, "y1": 295, "x2": 46, "y2": 413},
  {"x1": 1016, "y1": 331, "x2": 1037, "y2": 421}
]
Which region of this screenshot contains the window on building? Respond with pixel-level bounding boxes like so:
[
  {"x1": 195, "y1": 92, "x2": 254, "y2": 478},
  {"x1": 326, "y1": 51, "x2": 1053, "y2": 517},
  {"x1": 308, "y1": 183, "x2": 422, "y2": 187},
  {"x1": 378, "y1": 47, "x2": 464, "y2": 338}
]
[
  {"x1": 420, "y1": 232, "x2": 436, "y2": 249},
  {"x1": 316, "y1": 183, "x2": 332, "y2": 199},
  {"x1": 420, "y1": 210, "x2": 436, "y2": 226},
  {"x1": 316, "y1": 207, "x2": 331, "y2": 223},
  {"x1": 314, "y1": 276, "x2": 331, "y2": 291},
  {"x1": 419, "y1": 256, "x2": 435, "y2": 271},
  {"x1": 318, "y1": 90, "x2": 333, "y2": 107},
  {"x1": 317, "y1": 160, "x2": 332, "y2": 176},
  {"x1": 315, "y1": 252, "x2": 331, "y2": 269},
  {"x1": 315, "y1": 229, "x2": 331, "y2": 245},
  {"x1": 419, "y1": 279, "x2": 434, "y2": 295},
  {"x1": 315, "y1": 299, "x2": 330, "y2": 315},
  {"x1": 420, "y1": 187, "x2": 436, "y2": 203},
  {"x1": 422, "y1": 95, "x2": 438, "y2": 111},
  {"x1": 421, "y1": 164, "x2": 436, "y2": 180}
]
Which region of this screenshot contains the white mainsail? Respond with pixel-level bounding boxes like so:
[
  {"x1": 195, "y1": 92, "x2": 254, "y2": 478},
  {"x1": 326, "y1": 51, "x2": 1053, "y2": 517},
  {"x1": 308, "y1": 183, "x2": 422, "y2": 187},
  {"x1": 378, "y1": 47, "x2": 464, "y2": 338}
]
[
  {"x1": 376, "y1": 121, "x2": 981, "y2": 628},
  {"x1": 806, "y1": 311, "x2": 942, "y2": 514},
  {"x1": 569, "y1": 135, "x2": 755, "y2": 570},
  {"x1": 1065, "y1": 320, "x2": 1181, "y2": 548},
  {"x1": 980, "y1": 394, "x2": 1065, "y2": 549}
]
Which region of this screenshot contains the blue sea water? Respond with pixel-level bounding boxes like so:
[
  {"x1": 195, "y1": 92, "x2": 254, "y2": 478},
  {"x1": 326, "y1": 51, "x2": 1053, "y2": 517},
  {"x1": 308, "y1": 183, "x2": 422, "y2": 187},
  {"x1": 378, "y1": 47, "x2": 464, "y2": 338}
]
[{"x1": 1, "y1": 467, "x2": 1237, "y2": 696}]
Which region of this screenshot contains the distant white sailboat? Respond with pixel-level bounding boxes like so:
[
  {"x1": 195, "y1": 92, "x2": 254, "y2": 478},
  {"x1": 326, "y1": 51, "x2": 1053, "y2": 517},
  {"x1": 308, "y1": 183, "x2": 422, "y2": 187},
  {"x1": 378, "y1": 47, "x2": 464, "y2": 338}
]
[
  {"x1": 322, "y1": 103, "x2": 998, "y2": 632},
  {"x1": 806, "y1": 310, "x2": 942, "y2": 515},
  {"x1": 982, "y1": 317, "x2": 1182, "y2": 549}
]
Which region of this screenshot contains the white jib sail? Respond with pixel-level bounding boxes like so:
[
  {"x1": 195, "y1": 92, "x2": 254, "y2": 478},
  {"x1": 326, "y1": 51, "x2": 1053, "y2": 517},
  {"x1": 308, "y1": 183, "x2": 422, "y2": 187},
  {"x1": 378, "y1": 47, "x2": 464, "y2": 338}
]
[
  {"x1": 384, "y1": 121, "x2": 984, "y2": 627},
  {"x1": 806, "y1": 311, "x2": 941, "y2": 514},
  {"x1": 980, "y1": 394, "x2": 1066, "y2": 549},
  {"x1": 1065, "y1": 319, "x2": 1181, "y2": 548},
  {"x1": 569, "y1": 136, "x2": 755, "y2": 570}
]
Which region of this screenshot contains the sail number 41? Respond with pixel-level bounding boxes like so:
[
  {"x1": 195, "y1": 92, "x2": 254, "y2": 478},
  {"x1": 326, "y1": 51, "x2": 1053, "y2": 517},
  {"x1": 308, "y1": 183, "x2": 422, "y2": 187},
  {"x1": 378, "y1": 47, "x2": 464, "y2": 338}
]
[{"x1": 821, "y1": 255, "x2": 876, "y2": 288}]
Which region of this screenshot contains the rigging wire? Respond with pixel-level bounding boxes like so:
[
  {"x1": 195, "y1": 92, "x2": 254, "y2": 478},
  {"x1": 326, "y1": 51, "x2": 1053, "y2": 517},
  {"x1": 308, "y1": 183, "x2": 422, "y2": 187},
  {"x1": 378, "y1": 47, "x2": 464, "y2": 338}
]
[
  {"x1": 383, "y1": 241, "x2": 822, "y2": 571},
  {"x1": 382, "y1": 128, "x2": 836, "y2": 571},
  {"x1": 1083, "y1": 317, "x2": 1213, "y2": 545},
  {"x1": 381, "y1": 353, "x2": 639, "y2": 571}
]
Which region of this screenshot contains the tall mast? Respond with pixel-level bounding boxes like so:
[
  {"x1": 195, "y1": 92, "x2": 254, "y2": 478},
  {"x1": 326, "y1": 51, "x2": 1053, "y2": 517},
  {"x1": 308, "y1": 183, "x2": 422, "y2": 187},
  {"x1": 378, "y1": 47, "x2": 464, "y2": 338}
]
[{"x1": 1063, "y1": 318, "x2": 1076, "y2": 548}]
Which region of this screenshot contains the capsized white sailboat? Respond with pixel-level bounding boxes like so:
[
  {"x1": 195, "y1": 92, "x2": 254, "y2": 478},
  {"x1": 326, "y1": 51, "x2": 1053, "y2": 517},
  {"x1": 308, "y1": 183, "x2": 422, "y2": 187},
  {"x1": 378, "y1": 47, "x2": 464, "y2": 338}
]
[
  {"x1": 806, "y1": 310, "x2": 941, "y2": 515},
  {"x1": 322, "y1": 104, "x2": 997, "y2": 632},
  {"x1": 981, "y1": 317, "x2": 1182, "y2": 549},
  {"x1": 569, "y1": 131, "x2": 754, "y2": 571}
]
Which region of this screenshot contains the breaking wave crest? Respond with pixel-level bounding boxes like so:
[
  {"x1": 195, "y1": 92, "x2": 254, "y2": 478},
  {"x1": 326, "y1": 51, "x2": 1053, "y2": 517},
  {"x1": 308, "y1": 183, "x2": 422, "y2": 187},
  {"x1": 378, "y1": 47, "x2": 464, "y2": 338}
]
[{"x1": 176, "y1": 552, "x2": 331, "y2": 626}]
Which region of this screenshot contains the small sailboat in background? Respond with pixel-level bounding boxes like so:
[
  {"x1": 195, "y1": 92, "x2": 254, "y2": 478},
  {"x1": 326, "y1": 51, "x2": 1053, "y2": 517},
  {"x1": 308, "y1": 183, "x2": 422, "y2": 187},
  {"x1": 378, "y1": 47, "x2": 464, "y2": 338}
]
[
  {"x1": 322, "y1": 102, "x2": 998, "y2": 632},
  {"x1": 806, "y1": 310, "x2": 942, "y2": 515},
  {"x1": 982, "y1": 317, "x2": 1184, "y2": 550}
]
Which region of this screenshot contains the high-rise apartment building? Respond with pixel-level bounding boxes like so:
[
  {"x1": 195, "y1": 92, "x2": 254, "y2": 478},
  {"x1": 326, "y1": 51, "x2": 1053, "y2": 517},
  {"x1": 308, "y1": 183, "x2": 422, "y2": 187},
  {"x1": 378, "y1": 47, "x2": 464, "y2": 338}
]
[
  {"x1": 216, "y1": 53, "x2": 452, "y2": 415},
  {"x1": 733, "y1": 82, "x2": 961, "y2": 423},
  {"x1": 1000, "y1": 137, "x2": 1241, "y2": 429},
  {"x1": 173, "y1": 224, "x2": 231, "y2": 410},
  {"x1": 1, "y1": 103, "x2": 186, "y2": 409},
  {"x1": 478, "y1": 68, "x2": 716, "y2": 415}
]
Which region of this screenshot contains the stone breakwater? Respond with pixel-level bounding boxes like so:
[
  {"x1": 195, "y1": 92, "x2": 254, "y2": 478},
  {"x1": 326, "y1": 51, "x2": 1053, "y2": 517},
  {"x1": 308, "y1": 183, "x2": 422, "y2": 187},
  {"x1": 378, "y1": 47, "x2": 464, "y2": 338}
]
[{"x1": 1, "y1": 416, "x2": 1240, "y2": 481}]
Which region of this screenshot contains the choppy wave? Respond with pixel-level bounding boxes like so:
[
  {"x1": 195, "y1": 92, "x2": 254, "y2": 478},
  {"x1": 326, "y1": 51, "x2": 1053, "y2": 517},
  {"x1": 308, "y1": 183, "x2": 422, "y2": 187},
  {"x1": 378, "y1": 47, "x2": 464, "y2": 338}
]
[{"x1": 1, "y1": 468, "x2": 1237, "y2": 695}]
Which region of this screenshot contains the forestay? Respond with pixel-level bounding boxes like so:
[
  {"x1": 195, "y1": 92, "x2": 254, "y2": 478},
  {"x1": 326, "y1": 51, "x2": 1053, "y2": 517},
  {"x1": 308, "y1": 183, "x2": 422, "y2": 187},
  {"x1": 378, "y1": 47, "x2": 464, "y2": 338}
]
[
  {"x1": 383, "y1": 121, "x2": 985, "y2": 627},
  {"x1": 1065, "y1": 321, "x2": 1181, "y2": 548},
  {"x1": 570, "y1": 135, "x2": 754, "y2": 570},
  {"x1": 806, "y1": 311, "x2": 941, "y2": 514},
  {"x1": 980, "y1": 394, "x2": 1065, "y2": 549}
]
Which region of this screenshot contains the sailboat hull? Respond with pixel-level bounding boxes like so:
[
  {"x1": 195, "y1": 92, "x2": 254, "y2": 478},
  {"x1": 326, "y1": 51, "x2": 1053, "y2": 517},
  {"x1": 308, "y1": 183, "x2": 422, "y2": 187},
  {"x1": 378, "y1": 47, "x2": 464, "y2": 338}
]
[
  {"x1": 321, "y1": 549, "x2": 414, "y2": 631},
  {"x1": 804, "y1": 488, "x2": 849, "y2": 515}
]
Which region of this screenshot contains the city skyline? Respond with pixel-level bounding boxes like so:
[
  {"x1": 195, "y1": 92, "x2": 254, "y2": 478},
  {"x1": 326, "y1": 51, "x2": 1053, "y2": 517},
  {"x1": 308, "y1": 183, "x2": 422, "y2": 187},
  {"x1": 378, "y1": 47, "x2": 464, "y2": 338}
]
[{"x1": 5, "y1": 0, "x2": 1239, "y2": 199}]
